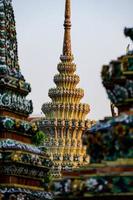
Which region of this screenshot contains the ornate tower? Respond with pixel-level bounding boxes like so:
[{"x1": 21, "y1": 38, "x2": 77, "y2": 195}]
[
  {"x1": 40, "y1": 0, "x2": 93, "y2": 173},
  {"x1": 0, "y1": 1, "x2": 52, "y2": 199}
]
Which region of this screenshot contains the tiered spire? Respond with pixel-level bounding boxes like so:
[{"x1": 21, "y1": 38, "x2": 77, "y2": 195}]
[{"x1": 41, "y1": 0, "x2": 93, "y2": 174}]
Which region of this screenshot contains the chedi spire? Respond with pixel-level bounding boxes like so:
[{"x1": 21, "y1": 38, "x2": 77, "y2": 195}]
[{"x1": 40, "y1": 0, "x2": 94, "y2": 175}]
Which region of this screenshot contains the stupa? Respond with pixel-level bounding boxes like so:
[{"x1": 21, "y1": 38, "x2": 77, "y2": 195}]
[
  {"x1": 52, "y1": 28, "x2": 133, "y2": 199},
  {"x1": 0, "y1": 0, "x2": 52, "y2": 199},
  {"x1": 40, "y1": 0, "x2": 93, "y2": 173}
]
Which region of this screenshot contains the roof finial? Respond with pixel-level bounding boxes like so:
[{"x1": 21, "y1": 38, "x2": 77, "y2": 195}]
[{"x1": 60, "y1": 0, "x2": 73, "y2": 62}]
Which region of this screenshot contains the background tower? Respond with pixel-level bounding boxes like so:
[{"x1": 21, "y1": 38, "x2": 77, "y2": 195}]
[{"x1": 40, "y1": 0, "x2": 94, "y2": 174}]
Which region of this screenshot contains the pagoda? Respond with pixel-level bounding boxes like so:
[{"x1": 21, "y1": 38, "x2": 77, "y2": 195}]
[
  {"x1": 52, "y1": 28, "x2": 133, "y2": 199},
  {"x1": 40, "y1": 0, "x2": 93, "y2": 173},
  {"x1": 0, "y1": 0, "x2": 53, "y2": 199}
]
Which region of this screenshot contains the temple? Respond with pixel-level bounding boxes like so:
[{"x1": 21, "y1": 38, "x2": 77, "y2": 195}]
[
  {"x1": 0, "y1": 0, "x2": 132, "y2": 199},
  {"x1": 0, "y1": 0, "x2": 52, "y2": 199},
  {"x1": 38, "y1": 0, "x2": 94, "y2": 175}
]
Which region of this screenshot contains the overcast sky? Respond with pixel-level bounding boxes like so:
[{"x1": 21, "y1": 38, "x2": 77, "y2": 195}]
[{"x1": 13, "y1": 0, "x2": 133, "y2": 120}]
